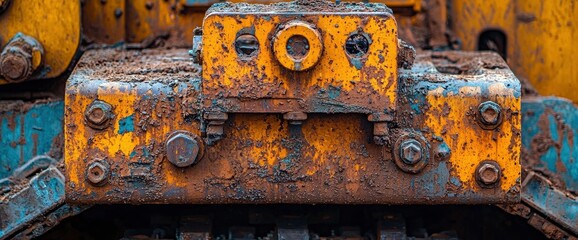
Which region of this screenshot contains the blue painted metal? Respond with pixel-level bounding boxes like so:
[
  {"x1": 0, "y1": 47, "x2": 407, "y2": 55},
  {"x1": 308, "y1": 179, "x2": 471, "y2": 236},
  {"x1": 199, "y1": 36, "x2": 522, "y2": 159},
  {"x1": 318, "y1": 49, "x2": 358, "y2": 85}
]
[
  {"x1": 0, "y1": 101, "x2": 64, "y2": 179},
  {"x1": 0, "y1": 166, "x2": 65, "y2": 238},
  {"x1": 521, "y1": 171, "x2": 578, "y2": 234},
  {"x1": 182, "y1": 0, "x2": 215, "y2": 7},
  {"x1": 522, "y1": 97, "x2": 578, "y2": 192},
  {"x1": 0, "y1": 101, "x2": 87, "y2": 239},
  {"x1": 521, "y1": 96, "x2": 578, "y2": 235}
]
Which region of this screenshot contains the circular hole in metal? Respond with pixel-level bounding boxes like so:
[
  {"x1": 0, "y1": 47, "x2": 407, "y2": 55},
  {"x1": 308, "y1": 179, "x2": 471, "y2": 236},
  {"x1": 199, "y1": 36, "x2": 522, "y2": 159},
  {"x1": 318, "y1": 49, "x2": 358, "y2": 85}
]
[
  {"x1": 286, "y1": 35, "x2": 310, "y2": 60},
  {"x1": 235, "y1": 34, "x2": 259, "y2": 57},
  {"x1": 345, "y1": 33, "x2": 370, "y2": 57}
]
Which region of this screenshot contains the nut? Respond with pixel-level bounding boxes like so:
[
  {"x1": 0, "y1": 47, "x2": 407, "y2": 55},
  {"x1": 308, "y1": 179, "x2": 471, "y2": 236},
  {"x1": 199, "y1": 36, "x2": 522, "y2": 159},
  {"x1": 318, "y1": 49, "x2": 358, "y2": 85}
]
[
  {"x1": 477, "y1": 162, "x2": 501, "y2": 187},
  {"x1": 84, "y1": 100, "x2": 114, "y2": 129},
  {"x1": 392, "y1": 133, "x2": 430, "y2": 174},
  {"x1": 0, "y1": 49, "x2": 31, "y2": 82},
  {"x1": 400, "y1": 139, "x2": 423, "y2": 165},
  {"x1": 0, "y1": 34, "x2": 44, "y2": 83},
  {"x1": 478, "y1": 101, "x2": 502, "y2": 127},
  {"x1": 86, "y1": 161, "x2": 109, "y2": 185},
  {"x1": 166, "y1": 132, "x2": 201, "y2": 168}
]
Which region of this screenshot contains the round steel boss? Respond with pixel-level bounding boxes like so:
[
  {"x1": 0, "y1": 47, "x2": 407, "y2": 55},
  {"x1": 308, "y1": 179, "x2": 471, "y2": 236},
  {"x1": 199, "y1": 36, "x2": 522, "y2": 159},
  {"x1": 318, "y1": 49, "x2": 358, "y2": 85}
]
[{"x1": 273, "y1": 21, "x2": 322, "y2": 71}]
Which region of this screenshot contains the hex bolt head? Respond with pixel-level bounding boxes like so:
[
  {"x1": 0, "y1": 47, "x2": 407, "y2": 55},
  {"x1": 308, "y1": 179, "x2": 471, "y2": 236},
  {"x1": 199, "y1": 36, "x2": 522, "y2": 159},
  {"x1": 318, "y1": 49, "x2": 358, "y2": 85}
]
[
  {"x1": 0, "y1": 48, "x2": 32, "y2": 82},
  {"x1": 86, "y1": 161, "x2": 109, "y2": 185},
  {"x1": 235, "y1": 34, "x2": 259, "y2": 57},
  {"x1": 477, "y1": 162, "x2": 501, "y2": 187},
  {"x1": 400, "y1": 139, "x2": 423, "y2": 165},
  {"x1": 84, "y1": 100, "x2": 114, "y2": 130},
  {"x1": 478, "y1": 101, "x2": 502, "y2": 126},
  {"x1": 166, "y1": 132, "x2": 200, "y2": 168}
]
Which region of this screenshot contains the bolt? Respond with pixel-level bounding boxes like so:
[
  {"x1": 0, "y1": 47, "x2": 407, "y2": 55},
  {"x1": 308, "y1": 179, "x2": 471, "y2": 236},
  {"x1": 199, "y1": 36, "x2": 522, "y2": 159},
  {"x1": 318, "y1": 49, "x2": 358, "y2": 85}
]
[
  {"x1": 145, "y1": 1, "x2": 154, "y2": 10},
  {"x1": 86, "y1": 161, "x2": 109, "y2": 185},
  {"x1": 0, "y1": 49, "x2": 31, "y2": 82},
  {"x1": 400, "y1": 139, "x2": 423, "y2": 165},
  {"x1": 114, "y1": 8, "x2": 123, "y2": 18},
  {"x1": 235, "y1": 34, "x2": 259, "y2": 57},
  {"x1": 286, "y1": 35, "x2": 309, "y2": 60},
  {"x1": 283, "y1": 112, "x2": 307, "y2": 125},
  {"x1": 477, "y1": 162, "x2": 501, "y2": 186},
  {"x1": 190, "y1": 28, "x2": 203, "y2": 64},
  {"x1": 84, "y1": 100, "x2": 114, "y2": 129},
  {"x1": 478, "y1": 101, "x2": 502, "y2": 126},
  {"x1": 0, "y1": 34, "x2": 43, "y2": 83},
  {"x1": 345, "y1": 33, "x2": 370, "y2": 57},
  {"x1": 166, "y1": 132, "x2": 200, "y2": 168}
]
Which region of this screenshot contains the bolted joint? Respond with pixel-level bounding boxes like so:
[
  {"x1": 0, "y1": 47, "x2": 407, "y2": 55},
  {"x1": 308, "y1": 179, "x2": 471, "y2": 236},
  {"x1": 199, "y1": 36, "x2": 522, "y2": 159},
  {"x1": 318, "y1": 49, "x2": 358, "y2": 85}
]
[
  {"x1": 478, "y1": 101, "x2": 502, "y2": 129},
  {"x1": 86, "y1": 160, "x2": 110, "y2": 186},
  {"x1": 84, "y1": 100, "x2": 114, "y2": 130},
  {"x1": 391, "y1": 131, "x2": 430, "y2": 174},
  {"x1": 166, "y1": 131, "x2": 204, "y2": 168},
  {"x1": 476, "y1": 161, "x2": 501, "y2": 187},
  {"x1": 0, "y1": 34, "x2": 44, "y2": 83},
  {"x1": 283, "y1": 111, "x2": 307, "y2": 125},
  {"x1": 190, "y1": 27, "x2": 203, "y2": 64},
  {"x1": 400, "y1": 139, "x2": 423, "y2": 165}
]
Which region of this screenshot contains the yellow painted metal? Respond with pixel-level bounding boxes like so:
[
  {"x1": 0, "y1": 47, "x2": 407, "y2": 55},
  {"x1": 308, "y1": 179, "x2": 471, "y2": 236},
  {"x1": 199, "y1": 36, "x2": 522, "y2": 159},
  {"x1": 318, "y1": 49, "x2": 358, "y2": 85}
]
[
  {"x1": 0, "y1": 0, "x2": 80, "y2": 84},
  {"x1": 452, "y1": 0, "x2": 578, "y2": 102},
  {"x1": 82, "y1": 0, "x2": 125, "y2": 44},
  {"x1": 64, "y1": 49, "x2": 521, "y2": 204},
  {"x1": 81, "y1": 0, "x2": 419, "y2": 48},
  {"x1": 202, "y1": 12, "x2": 399, "y2": 114},
  {"x1": 273, "y1": 21, "x2": 323, "y2": 71},
  {"x1": 424, "y1": 84, "x2": 521, "y2": 192}
]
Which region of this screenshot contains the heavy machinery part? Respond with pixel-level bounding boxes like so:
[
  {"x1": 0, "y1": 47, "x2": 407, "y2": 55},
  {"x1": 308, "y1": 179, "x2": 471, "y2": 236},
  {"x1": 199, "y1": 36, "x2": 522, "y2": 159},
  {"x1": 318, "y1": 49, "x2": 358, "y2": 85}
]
[
  {"x1": 0, "y1": 159, "x2": 87, "y2": 239},
  {"x1": 41, "y1": 204, "x2": 545, "y2": 239},
  {"x1": 64, "y1": 46, "x2": 520, "y2": 204},
  {"x1": 81, "y1": 0, "x2": 422, "y2": 48},
  {"x1": 501, "y1": 170, "x2": 578, "y2": 239},
  {"x1": 0, "y1": 101, "x2": 64, "y2": 179},
  {"x1": 521, "y1": 97, "x2": 578, "y2": 193},
  {"x1": 451, "y1": 0, "x2": 578, "y2": 103},
  {"x1": 0, "y1": 33, "x2": 44, "y2": 83},
  {"x1": 0, "y1": 0, "x2": 80, "y2": 84},
  {"x1": 501, "y1": 96, "x2": 578, "y2": 238},
  {"x1": 0, "y1": 100, "x2": 87, "y2": 239}
]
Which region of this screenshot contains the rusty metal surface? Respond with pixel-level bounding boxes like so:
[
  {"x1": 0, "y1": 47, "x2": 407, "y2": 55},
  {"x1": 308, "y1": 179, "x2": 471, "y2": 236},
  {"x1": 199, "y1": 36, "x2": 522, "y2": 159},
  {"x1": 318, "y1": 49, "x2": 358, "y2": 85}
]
[
  {"x1": 202, "y1": 1, "x2": 399, "y2": 116},
  {"x1": 80, "y1": 0, "x2": 425, "y2": 49},
  {"x1": 64, "y1": 46, "x2": 520, "y2": 204},
  {"x1": 0, "y1": 0, "x2": 80, "y2": 83}
]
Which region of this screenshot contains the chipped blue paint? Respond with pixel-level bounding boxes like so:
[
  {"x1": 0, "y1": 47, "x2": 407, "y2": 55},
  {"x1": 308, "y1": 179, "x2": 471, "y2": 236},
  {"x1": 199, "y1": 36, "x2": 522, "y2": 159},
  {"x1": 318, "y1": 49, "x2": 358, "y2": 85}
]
[
  {"x1": 0, "y1": 101, "x2": 64, "y2": 179},
  {"x1": 412, "y1": 162, "x2": 450, "y2": 197},
  {"x1": 327, "y1": 85, "x2": 341, "y2": 100},
  {"x1": 522, "y1": 172, "x2": 578, "y2": 233},
  {"x1": 522, "y1": 97, "x2": 578, "y2": 192},
  {"x1": 0, "y1": 167, "x2": 65, "y2": 238},
  {"x1": 118, "y1": 114, "x2": 135, "y2": 134},
  {"x1": 450, "y1": 176, "x2": 462, "y2": 187}
]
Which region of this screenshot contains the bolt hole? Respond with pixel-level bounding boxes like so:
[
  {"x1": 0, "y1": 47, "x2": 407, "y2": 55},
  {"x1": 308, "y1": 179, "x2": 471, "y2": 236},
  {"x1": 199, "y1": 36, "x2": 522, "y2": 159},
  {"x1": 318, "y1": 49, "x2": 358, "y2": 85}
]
[
  {"x1": 345, "y1": 33, "x2": 370, "y2": 57},
  {"x1": 286, "y1": 35, "x2": 309, "y2": 60},
  {"x1": 235, "y1": 34, "x2": 259, "y2": 57}
]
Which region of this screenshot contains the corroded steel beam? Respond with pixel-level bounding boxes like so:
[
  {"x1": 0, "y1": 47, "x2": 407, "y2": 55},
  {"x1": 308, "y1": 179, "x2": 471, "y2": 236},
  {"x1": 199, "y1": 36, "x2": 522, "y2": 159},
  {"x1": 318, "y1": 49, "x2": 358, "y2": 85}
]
[
  {"x1": 64, "y1": 50, "x2": 521, "y2": 204},
  {"x1": 64, "y1": 1, "x2": 521, "y2": 204}
]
